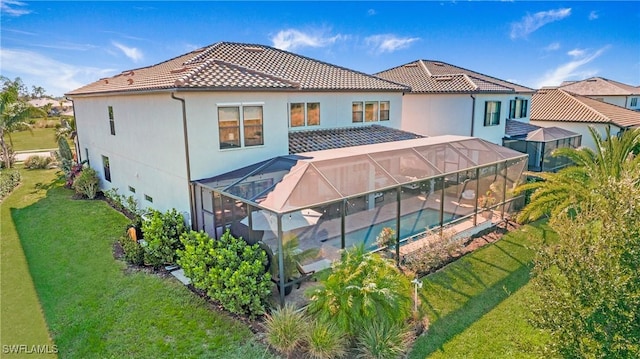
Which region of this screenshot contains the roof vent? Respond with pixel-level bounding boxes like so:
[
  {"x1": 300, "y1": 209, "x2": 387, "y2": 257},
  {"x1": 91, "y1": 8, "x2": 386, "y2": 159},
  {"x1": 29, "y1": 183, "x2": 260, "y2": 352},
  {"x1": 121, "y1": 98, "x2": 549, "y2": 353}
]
[
  {"x1": 433, "y1": 62, "x2": 445, "y2": 66},
  {"x1": 243, "y1": 46, "x2": 264, "y2": 53},
  {"x1": 435, "y1": 76, "x2": 453, "y2": 81},
  {"x1": 403, "y1": 63, "x2": 418, "y2": 68},
  {"x1": 587, "y1": 79, "x2": 597, "y2": 82},
  {"x1": 104, "y1": 79, "x2": 109, "y2": 84},
  {"x1": 127, "y1": 78, "x2": 134, "y2": 85},
  {"x1": 122, "y1": 70, "x2": 135, "y2": 76}
]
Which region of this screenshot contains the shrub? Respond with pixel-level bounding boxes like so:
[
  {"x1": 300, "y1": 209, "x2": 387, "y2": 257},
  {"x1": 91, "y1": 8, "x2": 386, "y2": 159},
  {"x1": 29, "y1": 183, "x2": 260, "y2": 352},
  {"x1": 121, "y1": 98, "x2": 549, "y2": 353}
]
[
  {"x1": 264, "y1": 303, "x2": 307, "y2": 356},
  {"x1": 104, "y1": 188, "x2": 126, "y2": 212},
  {"x1": 23, "y1": 155, "x2": 52, "y2": 169},
  {"x1": 0, "y1": 170, "x2": 21, "y2": 199},
  {"x1": 118, "y1": 235, "x2": 144, "y2": 266},
  {"x1": 73, "y1": 167, "x2": 99, "y2": 199},
  {"x1": 140, "y1": 209, "x2": 186, "y2": 267},
  {"x1": 177, "y1": 230, "x2": 272, "y2": 318},
  {"x1": 355, "y1": 321, "x2": 411, "y2": 359},
  {"x1": 402, "y1": 228, "x2": 463, "y2": 276},
  {"x1": 305, "y1": 320, "x2": 348, "y2": 359},
  {"x1": 306, "y1": 245, "x2": 413, "y2": 337}
]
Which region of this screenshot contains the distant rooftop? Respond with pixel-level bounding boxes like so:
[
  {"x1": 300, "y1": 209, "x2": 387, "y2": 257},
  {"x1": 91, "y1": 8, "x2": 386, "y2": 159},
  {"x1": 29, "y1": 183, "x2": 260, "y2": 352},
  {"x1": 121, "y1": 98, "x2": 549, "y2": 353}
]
[
  {"x1": 375, "y1": 60, "x2": 534, "y2": 94},
  {"x1": 558, "y1": 77, "x2": 640, "y2": 96},
  {"x1": 532, "y1": 88, "x2": 640, "y2": 128},
  {"x1": 288, "y1": 125, "x2": 424, "y2": 154},
  {"x1": 504, "y1": 119, "x2": 543, "y2": 138}
]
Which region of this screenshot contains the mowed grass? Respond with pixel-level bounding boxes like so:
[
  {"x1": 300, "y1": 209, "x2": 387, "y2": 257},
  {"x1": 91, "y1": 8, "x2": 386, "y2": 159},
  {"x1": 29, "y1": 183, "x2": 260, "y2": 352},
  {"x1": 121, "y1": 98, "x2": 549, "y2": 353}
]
[
  {"x1": 6, "y1": 127, "x2": 58, "y2": 151},
  {"x1": 9, "y1": 171, "x2": 276, "y2": 358},
  {"x1": 1, "y1": 168, "x2": 58, "y2": 358},
  {"x1": 410, "y1": 221, "x2": 557, "y2": 358}
]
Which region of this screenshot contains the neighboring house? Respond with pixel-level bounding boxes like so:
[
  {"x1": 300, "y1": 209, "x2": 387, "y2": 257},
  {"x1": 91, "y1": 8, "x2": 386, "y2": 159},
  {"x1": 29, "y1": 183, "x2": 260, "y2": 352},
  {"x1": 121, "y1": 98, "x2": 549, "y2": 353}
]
[
  {"x1": 530, "y1": 88, "x2": 640, "y2": 150},
  {"x1": 559, "y1": 77, "x2": 640, "y2": 111},
  {"x1": 27, "y1": 98, "x2": 73, "y2": 116},
  {"x1": 66, "y1": 42, "x2": 409, "y2": 220},
  {"x1": 375, "y1": 60, "x2": 535, "y2": 145}
]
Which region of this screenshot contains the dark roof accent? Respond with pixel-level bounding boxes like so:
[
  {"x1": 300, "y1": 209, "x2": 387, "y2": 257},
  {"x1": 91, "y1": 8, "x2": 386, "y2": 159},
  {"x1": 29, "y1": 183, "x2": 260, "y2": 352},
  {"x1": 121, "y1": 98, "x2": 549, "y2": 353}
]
[
  {"x1": 505, "y1": 119, "x2": 543, "y2": 138},
  {"x1": 288, "y1": 125, "x2": 424, "y2": 154}
]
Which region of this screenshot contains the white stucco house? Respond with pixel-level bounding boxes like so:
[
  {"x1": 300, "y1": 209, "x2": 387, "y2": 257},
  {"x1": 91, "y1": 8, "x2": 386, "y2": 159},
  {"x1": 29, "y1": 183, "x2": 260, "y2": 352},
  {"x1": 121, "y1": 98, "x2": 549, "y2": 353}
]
[
  {"x1": 558, "y1": 77, "x2": 640, "y2": 111},
  {"x1": 66, "y1": 42, "x2": 411, "y2": 221},
  {"x1": 375, "y1": 60, "x2": 535, "y2": 145},
  {"x1": 530, "y1": 88, "x2": 640, "y2": 150}
]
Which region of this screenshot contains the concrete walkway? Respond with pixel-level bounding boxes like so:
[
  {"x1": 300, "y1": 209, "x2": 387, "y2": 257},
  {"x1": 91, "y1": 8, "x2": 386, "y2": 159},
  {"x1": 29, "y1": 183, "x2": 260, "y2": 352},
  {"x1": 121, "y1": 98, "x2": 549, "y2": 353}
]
[{"x1": 14, "y1": 149, "x2": 57, "y2": 162}]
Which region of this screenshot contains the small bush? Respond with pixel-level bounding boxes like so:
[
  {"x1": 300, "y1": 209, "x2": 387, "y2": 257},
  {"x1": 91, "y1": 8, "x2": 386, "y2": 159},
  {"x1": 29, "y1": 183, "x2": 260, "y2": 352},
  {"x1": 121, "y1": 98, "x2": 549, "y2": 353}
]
[
  {"x1": 355, "y1": 321, "x2": 411, "y2": 359},
  {"x1": 264, "y1": 303, "x2": 308, "y2": 356},
  {"x1": 24, "y1": 155, "x2": 53, "y2": 169},
  {"x1": 0, "y1": 170, "x2": 21, "y2": 199},
  {"x1": 73, "y1": 167, "x2": 100, "y2": 199},
  {"x1": 118, "y1": 236, "x2": 144, "y2": 266},
  {"x1": 402, "y1": 228, "x2": 463, "y2": 276},
  {"x1": 177, "y1": 230, "x2": 272, "y2": 318},
  {"x1": 140, "y1": 209, "x2": 186, "y2": 267},
  {"x1": 305, "y1": 320, "x2": 348, "y2": 359}
]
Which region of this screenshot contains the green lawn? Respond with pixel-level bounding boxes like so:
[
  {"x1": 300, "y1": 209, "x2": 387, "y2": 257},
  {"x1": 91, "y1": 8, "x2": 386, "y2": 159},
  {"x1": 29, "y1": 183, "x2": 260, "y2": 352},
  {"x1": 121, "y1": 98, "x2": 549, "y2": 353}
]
[
  {"x1": 7, "y1": 170, "x2": 276, "y2": 358},
  {"x1": 1, "y1": 168, "x2": 58, "y2": 358},
  {"x1": 410, "y1": 221, "x2": 557, "y2": 358},
  {"x1": 6, "y1": 128, "x2": 58, "y2": 151}
]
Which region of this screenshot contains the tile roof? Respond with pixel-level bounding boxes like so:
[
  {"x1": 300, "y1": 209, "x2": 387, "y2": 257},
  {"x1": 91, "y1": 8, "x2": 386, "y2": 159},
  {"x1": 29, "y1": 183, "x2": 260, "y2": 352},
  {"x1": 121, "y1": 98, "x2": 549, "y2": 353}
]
[
  {"x1": 288, "y1": 125, "x2": 424, "y2": 154},
  {"x1": 504, "y1": 119, "x2": 542, "y2": 138},
  {"x1": 67, "y1": 42, "x2": 408, "y2": 96},
  {"x1": 531, "y1": 88, "x2": 640, "y2": 128},
  {"x1": 525, "y1": 127, "x2": 580, "y2": 142},
  {"x1": 375, "y1": 60, "x2": 534, "y2": 94},
  {"x1": 558, "y1": 77, "x2": 640, "y2": 96}
]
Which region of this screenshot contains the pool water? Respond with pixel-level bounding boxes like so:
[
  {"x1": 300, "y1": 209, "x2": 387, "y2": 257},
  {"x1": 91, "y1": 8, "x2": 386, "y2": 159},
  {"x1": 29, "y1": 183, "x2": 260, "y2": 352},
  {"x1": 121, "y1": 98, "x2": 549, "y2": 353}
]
[{"x1": 344, "y1": 209, "x2": 456, "y2": 250}]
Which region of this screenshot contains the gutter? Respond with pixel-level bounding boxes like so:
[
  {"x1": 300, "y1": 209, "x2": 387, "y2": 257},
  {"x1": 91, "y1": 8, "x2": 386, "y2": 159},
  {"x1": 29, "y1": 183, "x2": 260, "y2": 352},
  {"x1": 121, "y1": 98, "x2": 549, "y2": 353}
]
[
  {"x1": 170, "y1": 92, "x2": 196, "y2": 229},
  {"x1": 470, "y1": 94, "x2": 476, "y2": 137}
]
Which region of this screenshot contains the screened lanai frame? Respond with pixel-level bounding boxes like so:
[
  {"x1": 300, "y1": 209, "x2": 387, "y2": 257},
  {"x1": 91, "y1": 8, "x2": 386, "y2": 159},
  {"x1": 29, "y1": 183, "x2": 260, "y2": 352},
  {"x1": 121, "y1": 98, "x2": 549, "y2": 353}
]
[{"x1": 192, "y1": 136, "x2": 529, "y2": 304}]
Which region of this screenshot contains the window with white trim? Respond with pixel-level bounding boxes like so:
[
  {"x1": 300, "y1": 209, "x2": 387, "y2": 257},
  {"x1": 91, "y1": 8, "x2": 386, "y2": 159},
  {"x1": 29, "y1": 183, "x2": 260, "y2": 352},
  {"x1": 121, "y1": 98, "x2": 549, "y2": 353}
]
[
  {"x1": 509, "y1": 98, "x2": 528, "y2": 119},
  {"x1": 218, "y1": 105, "x2": 263, "y2": 149},
  {"x1": 289, "y1": 102, "x2": 320, "y2": 127},
  {"x1": 484, "y1": 101, "x2": 501, "y2": 126}
]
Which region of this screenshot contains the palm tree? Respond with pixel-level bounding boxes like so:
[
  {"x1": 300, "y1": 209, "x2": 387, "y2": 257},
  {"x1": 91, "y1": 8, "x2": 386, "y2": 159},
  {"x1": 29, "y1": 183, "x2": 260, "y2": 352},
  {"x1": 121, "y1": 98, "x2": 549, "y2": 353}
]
[
  {"x1": 515, "y1": 126, "x2": 640, "y2": 223},
  {"x1": 0, "y1": 84, "x2": 45, "y2": 168}
]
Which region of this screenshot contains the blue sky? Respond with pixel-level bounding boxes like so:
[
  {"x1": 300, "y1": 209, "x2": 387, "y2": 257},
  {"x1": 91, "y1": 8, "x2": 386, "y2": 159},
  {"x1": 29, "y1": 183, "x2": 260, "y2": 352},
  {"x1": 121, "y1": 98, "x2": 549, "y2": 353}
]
[{"x1": 1, "y1": 1, "x2": 639, "y2": 97}]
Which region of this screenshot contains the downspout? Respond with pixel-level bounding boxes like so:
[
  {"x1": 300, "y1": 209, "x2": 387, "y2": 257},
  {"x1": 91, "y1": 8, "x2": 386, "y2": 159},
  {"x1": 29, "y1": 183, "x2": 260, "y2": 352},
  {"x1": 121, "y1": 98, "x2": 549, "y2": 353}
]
[
  {"x1": 469, "y1": 94, "x2": 476, "y2": 137},
  {"x1": 171, "y1": 92, "x2": 195, "y2": 229}
]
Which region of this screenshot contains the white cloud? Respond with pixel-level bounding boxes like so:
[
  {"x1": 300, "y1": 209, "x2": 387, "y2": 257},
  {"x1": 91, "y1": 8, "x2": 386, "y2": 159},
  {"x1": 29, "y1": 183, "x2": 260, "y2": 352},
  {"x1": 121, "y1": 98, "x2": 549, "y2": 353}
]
[
  {"x1": 271, "y1": 29, "x2": 345, "y2": 51},
  {"x1": 367, "y1": 9, "x2": 376, "y2": 16},
  {"x1": 364, "y1": 34, "x2": 420, "y2": 54},
  {"x1": 510, "y1": 8, "x2": 571, "y2": 39},
  {"x1": 567, "y1": 48, "x2": 586, "y2": 58},
  {"x1": 544, "y1": 42, "x2": 561, "y2": 51},
  {"x1": 534, "y1": 45, "x2": 610, "y2": 88},
  {"x1": 0, "y1": 49, "x2": 115, "y2": 96},
  {"x1": 0, "y1": 0, "x2": 31, "y2": 16},
  {"x1": 589, "y1": 11, "x2": 599, "y2": 20},
  {"x1": 112, "y1": 41, "x2": 144, "y2": 62}
]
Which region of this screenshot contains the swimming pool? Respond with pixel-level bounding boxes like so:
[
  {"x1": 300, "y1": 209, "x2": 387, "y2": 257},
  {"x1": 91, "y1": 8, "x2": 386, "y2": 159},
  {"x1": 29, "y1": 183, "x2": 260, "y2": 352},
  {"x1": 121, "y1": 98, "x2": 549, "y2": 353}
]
[{"x1": 343, "y1": 208, "x2": 456, "y2": 251}]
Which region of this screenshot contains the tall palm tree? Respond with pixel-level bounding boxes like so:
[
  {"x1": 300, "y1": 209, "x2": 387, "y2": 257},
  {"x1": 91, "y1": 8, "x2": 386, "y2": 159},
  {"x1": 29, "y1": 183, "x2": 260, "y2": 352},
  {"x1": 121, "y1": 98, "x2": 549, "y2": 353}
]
[
  {"x1": 1, "y1": 84, "x2": 45, "y2": 168},
  {"x1": 515, "y1": 126, "x2": 640, "y2": 223}
]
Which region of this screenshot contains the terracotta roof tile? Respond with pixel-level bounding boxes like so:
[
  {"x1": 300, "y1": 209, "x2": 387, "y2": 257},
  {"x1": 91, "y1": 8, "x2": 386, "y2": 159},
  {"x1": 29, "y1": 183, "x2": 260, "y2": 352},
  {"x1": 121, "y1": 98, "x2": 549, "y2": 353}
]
[
  {"x1": 288, "y1": 125, "x2": 424, "y2": 154},
  {"x1": 531, "y1": 88, "x2": 640, "y2": 128},
  {"x1": 375, "y1": 60, "x2": 533, "y2": 94},
  {"x1": 67, "y1": 42, "x2": 408, "y2": 96},
  {"x1": 558, "y1": 77, "x2": 640, "y2": 96}
]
